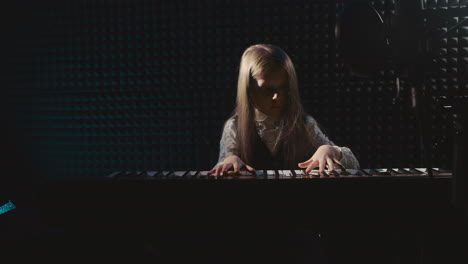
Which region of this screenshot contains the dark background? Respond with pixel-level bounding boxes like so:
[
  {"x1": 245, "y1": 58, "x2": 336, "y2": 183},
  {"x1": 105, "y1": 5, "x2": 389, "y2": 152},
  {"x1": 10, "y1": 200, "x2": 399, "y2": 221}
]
[
  {"x1": 0, "y1": 0, "x2": 466, "y2": 180},
  {"x1": 0, "y1": 1, "x2": 467, "y2": 263}
]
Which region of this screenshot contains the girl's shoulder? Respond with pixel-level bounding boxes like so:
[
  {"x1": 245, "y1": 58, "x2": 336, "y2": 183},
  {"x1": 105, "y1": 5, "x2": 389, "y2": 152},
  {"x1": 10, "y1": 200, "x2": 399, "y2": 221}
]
[
  {"x1": 304, "y1": 114, "x2": 317, "y2": 126},
  {"x1": 224, "y1": 115, "x2": 238, "y2": 129}
]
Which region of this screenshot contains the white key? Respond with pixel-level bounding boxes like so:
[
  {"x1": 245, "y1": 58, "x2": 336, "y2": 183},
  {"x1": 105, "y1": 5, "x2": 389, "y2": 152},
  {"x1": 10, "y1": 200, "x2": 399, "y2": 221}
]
[
  {"x1": 186, "y1": 171, "x2": 198, "y2": 177},
  {"x1": 161, "y1": 171, "x2": 171, "y2": 176},
  {"x1": 375, "y1": 168, "x2": 389, "y2": 173},
  {"x1": 277, "y1": 170, "x2": 286, "y2": 179},
  {"x1": 309, "y1": 169, "x2": 320, "y2": 177},
  {"x1": 107, "y1": 171, "x2": 121, "y2": 178},
  {"x1": 283, "y1": 170, "x2": 294, "y2": 178},
  {"x1": 147, "y1": 171, "x2": 158, "y2": 177},
  {"x1": 267, "y1": 170, "x2": 276, "y2": 179},
  {"x1": 173, "y1": 171, "x2": 186, "y2": 177},
  {"x1": 198, "y1": 171, "x2": 210, "y2": 177},
  {"x1": 294, "y1": 170, "x2": 304, "y2": 179}
]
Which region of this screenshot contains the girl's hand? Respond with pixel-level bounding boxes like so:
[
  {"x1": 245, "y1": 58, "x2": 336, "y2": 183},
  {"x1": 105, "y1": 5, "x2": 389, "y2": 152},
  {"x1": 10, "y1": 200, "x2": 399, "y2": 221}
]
[
  {"x1": 208, "y1": 155, "x2": 256, "y2": 177},
  {"x1": 298, "y1": 145, "x2": 344, "y2": 173}
]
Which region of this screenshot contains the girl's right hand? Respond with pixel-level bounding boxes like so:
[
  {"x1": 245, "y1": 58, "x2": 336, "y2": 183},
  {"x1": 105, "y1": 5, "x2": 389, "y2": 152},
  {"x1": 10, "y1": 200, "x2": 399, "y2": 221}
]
[{"x1": 208, "y1": 155, "x2": 256, "y2": 177}]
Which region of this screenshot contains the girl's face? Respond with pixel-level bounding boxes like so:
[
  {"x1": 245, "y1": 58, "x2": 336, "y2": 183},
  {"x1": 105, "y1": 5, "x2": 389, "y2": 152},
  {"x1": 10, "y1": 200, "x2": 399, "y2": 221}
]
[{"x1": 251, "y1": 67, "x2": 288, "y2": 118}]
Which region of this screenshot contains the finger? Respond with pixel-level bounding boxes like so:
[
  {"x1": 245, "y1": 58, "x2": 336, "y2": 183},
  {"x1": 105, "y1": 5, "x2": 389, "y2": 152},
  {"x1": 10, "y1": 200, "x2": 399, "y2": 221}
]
[
  {"x1": 298, "y1": 159, "x2": 313, "y2": 168},
  {"x1": 222, "y1": 163, "x2": 233, "y2": 175},
  {"x1": 319, "y1": 159, "x2": 326, "y2": 173},
  {"x1": 217, "y1": 163, "x2": 226, "y2": 176},
  {"x1": 233, "y1": 162, "x2": 240, "y2": 174},
  {"x1": 215, "y1": 164, "x2": 223, "y2": 177},
  {"x1": 333, "y1": 159, "x2": 346, "y2": 170},
  {"x1": 245, "y1": 165, "x2": 256, "y2": 173},
  {"x1": 208, "y1": 164, "x2": 219, "y2": 175},
  {"x1": 219, "y1": 163, "x2": 230, "y2": 176},
  {"x1": 326, "y1": 158, "x2": 335, "y2": 172},
  {"x1": 305, "y1": 160, "x2": 319, "y2": 174}
]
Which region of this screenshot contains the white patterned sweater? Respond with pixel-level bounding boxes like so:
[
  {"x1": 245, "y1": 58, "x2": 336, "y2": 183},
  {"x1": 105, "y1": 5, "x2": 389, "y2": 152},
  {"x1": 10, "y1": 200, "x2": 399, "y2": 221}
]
[{"x1": 215, "y1": 108, "x2": 360, "y2": 170}]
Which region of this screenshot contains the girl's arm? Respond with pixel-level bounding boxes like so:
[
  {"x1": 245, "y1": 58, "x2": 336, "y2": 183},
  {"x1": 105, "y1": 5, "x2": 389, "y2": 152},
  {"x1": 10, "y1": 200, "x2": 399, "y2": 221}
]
[
  {"x1": 208, "y1": 119, "x2": 255, "y2": 176},
  {"x1": 304, "y1": 116, "x2": 360, "y2": 170}
]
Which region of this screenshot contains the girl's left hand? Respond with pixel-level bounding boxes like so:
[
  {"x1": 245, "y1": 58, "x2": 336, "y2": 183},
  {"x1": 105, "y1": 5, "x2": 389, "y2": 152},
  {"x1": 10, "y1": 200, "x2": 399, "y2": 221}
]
[{"x1": 298, "y1": 145, "x2": 344, "y2": 173}]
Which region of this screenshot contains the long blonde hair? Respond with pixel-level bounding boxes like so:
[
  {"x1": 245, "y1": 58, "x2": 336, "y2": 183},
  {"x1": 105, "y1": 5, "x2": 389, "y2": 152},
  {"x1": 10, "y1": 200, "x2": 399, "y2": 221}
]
[{"x1": 232, "y1": 44, "x2": 309, "y2": 166}]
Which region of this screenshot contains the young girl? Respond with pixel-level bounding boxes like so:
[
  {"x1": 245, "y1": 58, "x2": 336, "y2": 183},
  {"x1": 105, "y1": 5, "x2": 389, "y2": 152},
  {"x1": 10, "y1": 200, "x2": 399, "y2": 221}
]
[{"x1": 209, "y1": 44, "x2": 359, "y2": 176}]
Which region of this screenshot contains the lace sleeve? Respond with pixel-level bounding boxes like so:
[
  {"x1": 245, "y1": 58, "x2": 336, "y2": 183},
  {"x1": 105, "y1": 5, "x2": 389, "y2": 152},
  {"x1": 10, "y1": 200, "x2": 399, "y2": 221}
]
[
  {"x1": 305, "y1": 116, "x2": 360, "y2": 169},
  {"x1": 305, "y1": 116, "x2": 335, "y2": 148},
  {"x1": 217, "y1": 118, "x2": 240, "y2": 164}
]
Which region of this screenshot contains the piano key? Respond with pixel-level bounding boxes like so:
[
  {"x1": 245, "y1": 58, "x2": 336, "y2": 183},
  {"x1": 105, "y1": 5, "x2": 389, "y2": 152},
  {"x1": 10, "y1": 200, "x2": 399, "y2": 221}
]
[
  {"x1": 360, "y1": 169, "x2": 371, "y2": 176},
  {"x1": 346, "y1": 169, "x2": 361, "y2": 176},
  {"x1": 386, "y1": 168, "x2": 401, "y2": 175},
  {"x1": 266, "y1": 170, "x2": 276, "y2": 179},
  {"x1": 277, "y1": 170, "x2": 286, "y2": 179},
  {"x1": 124, "y1": 171, "x2": 135, "y2": 177},
  {"x1": 415, "y1": 168, "x2": 429, "y2": 174},
  {"x1": 375, "y1": 168, "x2": 392, "y2": 175},
  {"x1": 146, "y1": 171, "x2": 158, "y2": 177},
  {"x1": 240, "y1": 170, "x2": 253, "y2": 176},
  {"x1": 107, "y1": 171, "x2": 122, "y2": 178},
  {"x1": 403, "y1": 168, "x2": 424, "y2": 174},
  {"x1": 238, "y1": 170, "x2": 255, "y2": 179},
  {"x1": 255, "y1": 170, "x2": 266, "y2": 179},
  {"x1": 392, "y1": 168, "x2": 409, "y2": 174},
  {"x1": 432, "y1": 168, "x2": 451, "y2": 174},
  {"x1": 294, "y1": 170, "x2": 304, "y2": 179},
  {"x1": 136, "y1": 171, "x2": 144, "y2": 177},
  {"x1": 308, "y1": 170, "x2": 321, "y2": 177},
  {"x1": 402, "y1": 169, "x2": 425, "y2": 176},
  {"x1": 160, "y1": 171, "x2": 172, "y2": 179},
  {"x1": 337, "y1": 169, "x2": 350, "y2": 176},
  {"x1": 225, "y1": 170, "x2": 247, "y2": 178},
  {"x1": 283, "y1": 170, "x2": 294, "y2": 179},
  {"x1": 185, "y1": 171, "x2": 198, "y2": 178},
  {"x1": 197, "y1": 171, "x2": 210, "y2": 179},
  {"x1": 173, "y1": 171, "x2": 187, "y2": 178},
  {"x1": 136, "y1": 171, "x2": 146, "y2": 177},
  {"x1": 363, "y1": 169, "x2": 381, "y2": 176},
  {"x1": 221, "y1": 170, "x2": 238, "y2": 179},
  {"x1": 396, "y1": 168, "x2": 428, "y2": 177}
]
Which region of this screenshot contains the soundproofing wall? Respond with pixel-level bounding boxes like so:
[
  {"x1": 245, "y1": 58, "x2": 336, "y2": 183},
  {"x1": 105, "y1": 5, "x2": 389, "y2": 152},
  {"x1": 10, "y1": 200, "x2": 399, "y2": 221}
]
[{"x1": 1, "y1": 0, "x2": 466, "y2": 179}]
